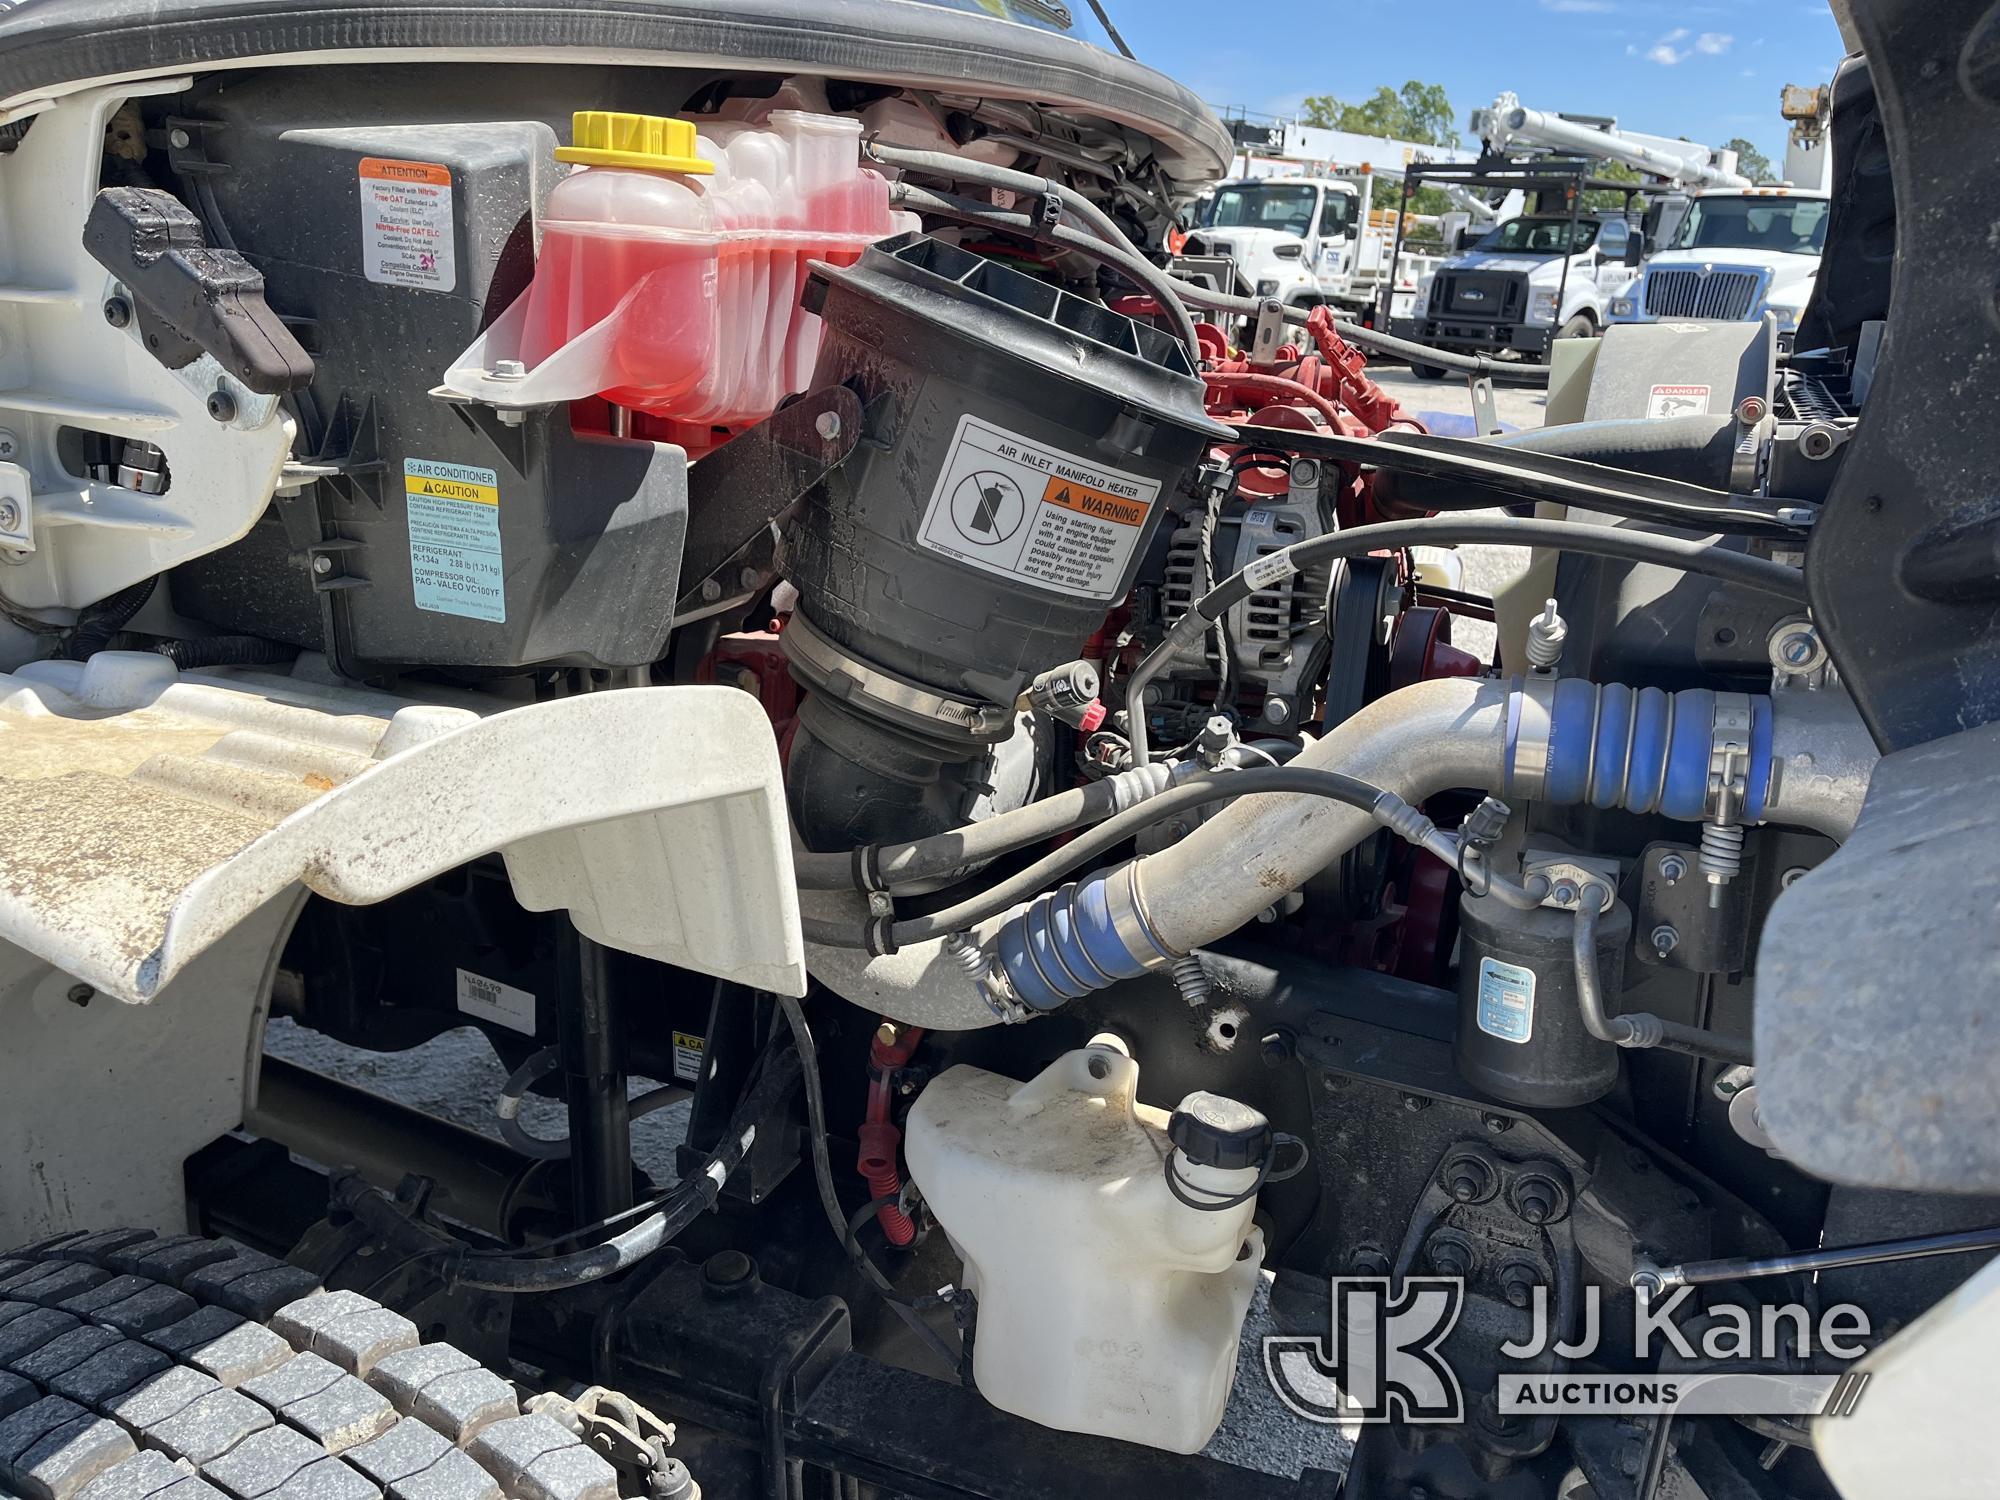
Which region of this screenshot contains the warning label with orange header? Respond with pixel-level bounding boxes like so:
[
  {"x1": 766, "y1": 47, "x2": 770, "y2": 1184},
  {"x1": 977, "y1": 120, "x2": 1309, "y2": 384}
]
[
  {"x1": 916, "y1": 414, "x2": 1161, "y2": 600},
  {"x1": 359, "y1": 157, "x2": 456, "y2": 292}
]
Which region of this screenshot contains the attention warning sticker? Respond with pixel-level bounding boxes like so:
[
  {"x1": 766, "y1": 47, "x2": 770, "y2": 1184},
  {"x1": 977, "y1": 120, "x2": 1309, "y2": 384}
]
[
  {"x1": 915, "y1": 414, "x2": 1160, "y2": 600},
  {"x1": 405, "y1": 457, "x2": 505, "y2": 623},
  {"x1": 360, "y1": 158, "x2": 456, "y2": 291}
]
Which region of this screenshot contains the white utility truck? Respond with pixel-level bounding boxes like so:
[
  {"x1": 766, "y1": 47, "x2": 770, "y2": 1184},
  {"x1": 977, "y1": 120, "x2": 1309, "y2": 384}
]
[
  {"x1": 1394, "y1": 93, "x2": 1752, "y2": 372},
  {"x1": 1607, "y1": 85, "x2": 1835, "y2": 345},
  {"x1": 1180, "y1": 119, "x2": 1478, "y2": 321}
]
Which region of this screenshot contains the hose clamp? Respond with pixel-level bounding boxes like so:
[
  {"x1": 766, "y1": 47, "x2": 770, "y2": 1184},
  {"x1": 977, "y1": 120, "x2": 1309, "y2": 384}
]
[
  {"x1": 1704, "y1": 692, "x2": 1755, "y2": 825},
  {"x1": 1109, "y1": 861, "x2": 1180, "y2": 968},
  {"x1": 1509, "y1": 672, "x2": 1558, "y2": 800}
]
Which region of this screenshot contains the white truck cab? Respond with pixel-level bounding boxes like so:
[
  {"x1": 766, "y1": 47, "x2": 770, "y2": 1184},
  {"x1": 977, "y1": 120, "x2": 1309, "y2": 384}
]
[
  {"x1": 1608, "y1": 188, "x2": 1830, "y2": 341},
  {"x1": 1401, "y1": 212, "x2": 1637, "y2": 373},
  {"x1": 1185, "y1": 176, "x2": 1361, "y2": 309}
]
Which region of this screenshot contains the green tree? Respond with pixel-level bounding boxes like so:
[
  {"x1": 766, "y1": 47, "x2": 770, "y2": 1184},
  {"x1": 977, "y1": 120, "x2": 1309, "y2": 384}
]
[
  {"x1": 1723, "y1": 137, "x2": 1776, "y2": 183},
  {"x1": 1300, "y1": 81, "x2": 1459, "y2": 148},
  {"x1": 1581, "y1": 158, "x2": 1645, "y2": 213}
]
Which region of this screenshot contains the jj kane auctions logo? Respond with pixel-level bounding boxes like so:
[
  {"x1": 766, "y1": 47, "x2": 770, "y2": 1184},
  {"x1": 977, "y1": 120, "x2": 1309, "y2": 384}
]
[{"x1": 1264, "y1": 1278, "x2": 1873, "y2": 1424}]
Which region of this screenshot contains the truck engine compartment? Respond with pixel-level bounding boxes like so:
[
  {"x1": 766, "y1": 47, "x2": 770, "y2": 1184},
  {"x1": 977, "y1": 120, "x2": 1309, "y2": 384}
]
[{"x1": 0, "y1": 3, "x2": 1994, "y2": 1499}]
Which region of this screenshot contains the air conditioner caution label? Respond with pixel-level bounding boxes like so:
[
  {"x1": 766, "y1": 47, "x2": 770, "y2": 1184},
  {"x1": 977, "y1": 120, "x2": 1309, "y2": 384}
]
[
  {"x1": 915, "y1": 414, "x2": 1159, "y2": 601},
  {"x1": 406, "y1": 457, "x2": 505, "y2": 623}
]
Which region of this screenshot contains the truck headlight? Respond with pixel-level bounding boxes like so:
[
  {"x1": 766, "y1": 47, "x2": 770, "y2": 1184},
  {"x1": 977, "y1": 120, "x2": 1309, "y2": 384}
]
[
  {"x1": 1529, "y1": 291, "x2": 1558, "y2": 324},
  {"x1": 1610, "y1": 297, "x2": 1637, "y2": 318},
  {"x1": 1769, "y1": 305, "x2": 1801, "y2": 330},
  {"x1": 1254, "y1": 279, "x2": 1280, "y2": 298},
  {"x1": 1272, "y1": 243, "x2": 1303, "y2": 260}
]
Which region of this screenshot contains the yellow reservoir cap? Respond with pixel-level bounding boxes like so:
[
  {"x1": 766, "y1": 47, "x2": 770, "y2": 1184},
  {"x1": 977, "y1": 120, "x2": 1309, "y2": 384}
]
[{"x1": 556, "y1": 111, "x2": 714, "y2": 174}]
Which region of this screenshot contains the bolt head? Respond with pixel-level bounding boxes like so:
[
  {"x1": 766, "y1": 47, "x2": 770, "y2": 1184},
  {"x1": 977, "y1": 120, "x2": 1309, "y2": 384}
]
[
  {"x1": 491, "y1": 359, "x2": 527, "y2": 380},
  {"x1": 311, "y1": 555, "x2": 334, "y2": 576},
  {"x1": 1262, "y1": 696, "x2": 1289, "y2": 725},
  {"x1": 1552, "y1": 881, "x2": 1578, "y2": 906},
  {"x1": 875, "y1": 1021, "x2": 900, "y2": 1047},
  {"x1": 814, "y1": 410, "x2": 842, "y2": 441},
  {"x1": 699, "y1": 578, "x2": 722, "y2": 602},
  {"x1": 102, "y1": 297, "x2": 133, "y2": 329},
  {"x1": 0, "y1": 501, "x2": 18, "y2": 532},
  {"x1": 205, "y1": 389, "x2": 237, "y2": 423},
  {"x1": 1658, "y1": 852, "x2": 1687, "y2": 884},
  {"x1": 168, "y1": 127, "x2": 192, "y2": 149},
  {"x1": 1481, "y1": 1112, "x2": 1513, "y2": 1133},
  {"x1": 1651, "y1": 924, "x2": 1680, "y2": 956},
  {"x1": 65, "y1": 983, "x2": 93, "y2": 1007},
  {"x1": 1401, "y1": 1093, "x2": 1429, "y2": 1113}
]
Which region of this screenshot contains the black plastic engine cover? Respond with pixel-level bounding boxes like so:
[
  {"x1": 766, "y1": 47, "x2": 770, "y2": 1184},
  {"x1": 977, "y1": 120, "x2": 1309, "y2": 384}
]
[{"x1": 167, "y1": 70, "x2": 687, "y2": 674}]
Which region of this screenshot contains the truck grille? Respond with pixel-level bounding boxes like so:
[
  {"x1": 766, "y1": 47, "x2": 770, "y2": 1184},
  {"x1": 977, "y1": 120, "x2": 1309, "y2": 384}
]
[
  {"x1": 1645, "y1": 269, "x2": 1761, "y2": 320},
  {"x1": 1435, "y1": 270, "x2": 1524, "y2": 321}
]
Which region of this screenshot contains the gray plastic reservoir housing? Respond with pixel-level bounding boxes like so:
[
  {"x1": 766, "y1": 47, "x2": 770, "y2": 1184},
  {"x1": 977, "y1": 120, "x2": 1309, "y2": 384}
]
[{"x1": 789, "y1": 232, "x2": 1232, "y2": 724}]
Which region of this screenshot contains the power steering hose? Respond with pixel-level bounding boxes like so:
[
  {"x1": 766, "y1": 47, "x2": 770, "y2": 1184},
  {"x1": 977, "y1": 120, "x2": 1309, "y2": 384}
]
[
  {"x1": 335, "y1": 1042, "x2": 802, "y2": 1293},
  {"x1": 1121, "y1": 513, "x2": 1807, "y2": 768},
  {"x1": 1572, "y1": 883, "x2": 1752, "y2": 1065}
]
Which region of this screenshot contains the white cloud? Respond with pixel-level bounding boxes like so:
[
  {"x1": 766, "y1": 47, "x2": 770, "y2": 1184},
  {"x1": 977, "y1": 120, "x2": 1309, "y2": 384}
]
[{"x1": 1642, "y1": 26, "x2": 1732, "y2": 65}]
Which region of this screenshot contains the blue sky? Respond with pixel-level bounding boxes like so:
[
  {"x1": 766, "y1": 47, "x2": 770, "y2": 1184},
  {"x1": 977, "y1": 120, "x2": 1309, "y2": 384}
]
[{"x1": 1085, "y1": 1, "x2": 1850, "y2": 167}]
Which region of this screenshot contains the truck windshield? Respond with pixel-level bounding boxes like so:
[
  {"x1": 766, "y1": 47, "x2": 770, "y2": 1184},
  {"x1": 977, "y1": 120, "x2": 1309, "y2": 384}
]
[
  {"x1": 1208, "y1": 183, "x2": 1346, "y2": 238},
  {"x1": 1473, "y1": 217, "x2": 1601, "y2": 255},
  {"x1": 1669, "y1": 196, "x2": 1829, "y2": 255}
]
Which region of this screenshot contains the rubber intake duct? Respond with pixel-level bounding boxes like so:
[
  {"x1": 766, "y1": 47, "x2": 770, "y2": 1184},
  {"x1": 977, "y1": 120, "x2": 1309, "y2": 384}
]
[
  {"x1": 781, "y1": 232, "x2": 1231, "y2": 851},
  {"x1": 993, "y1": 680, "x2": 1772, "y2": 1012}
]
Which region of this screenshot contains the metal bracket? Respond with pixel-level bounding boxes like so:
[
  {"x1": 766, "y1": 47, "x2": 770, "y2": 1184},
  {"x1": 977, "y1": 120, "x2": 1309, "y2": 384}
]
[
  {"x1": 1521, "y1": 849, "x2": 1620, "y2": 911},
  {"x1": 0, "y1": 462, "x2": 34, "y2": 553},
  {"x1": 1251, "y1": 298, "x2": 1288, "y2": 363},
  {"x1": 1467, "y1": 372, "x2": 1501, "y2": 436}
]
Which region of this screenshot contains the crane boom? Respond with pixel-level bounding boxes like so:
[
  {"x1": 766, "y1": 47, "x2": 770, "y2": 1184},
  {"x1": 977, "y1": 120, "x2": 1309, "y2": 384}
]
[{"x1": 1472, "y1": 91, "x2": 1752, "y2": 191}]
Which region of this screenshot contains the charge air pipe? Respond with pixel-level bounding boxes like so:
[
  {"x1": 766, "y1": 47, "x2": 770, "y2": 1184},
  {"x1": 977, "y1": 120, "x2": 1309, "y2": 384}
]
[{"x1": 801, "y1": 677, "x2": 1876, "y2": 1026}]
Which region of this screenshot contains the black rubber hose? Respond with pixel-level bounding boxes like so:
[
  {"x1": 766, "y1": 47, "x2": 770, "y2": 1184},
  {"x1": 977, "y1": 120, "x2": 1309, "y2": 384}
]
[
  {"x1": 336, "y1": 1045, "x2": 801, "y2": 1293},
  {"x1": 1122, "y1": 513, "x2": 1806, "y2": 767},
  {"x1": 153, "y1": 634, "x2": 300, "y2": 670},
  {"x1": 496, "y1": 1047, "x2": 690, "y2": 1162},
  {"x1": 774, "y1": 992, "x2": 963, "y2": 1372},
  {"x1": 870, "y1": 766, "x2": 1397, "y2": 948},
  {"x1": 1373, "y1": 415, "x2": 1740, "y2": 515},
  {"x1": 64, "y1": 576, "x2": 156, "y2": 660},
  {"x1": 795, "y1": 769, "x2": 1195, "y2": 893}
]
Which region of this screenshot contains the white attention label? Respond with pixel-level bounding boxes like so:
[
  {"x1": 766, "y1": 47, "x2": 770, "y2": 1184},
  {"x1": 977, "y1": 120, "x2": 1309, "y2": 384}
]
[
  {"x1": 359, "y1": 157, "x2": 456, "y2": 292},
  {"x1": 914, "y1": 414, "x2": 1160, "y2": 601}
]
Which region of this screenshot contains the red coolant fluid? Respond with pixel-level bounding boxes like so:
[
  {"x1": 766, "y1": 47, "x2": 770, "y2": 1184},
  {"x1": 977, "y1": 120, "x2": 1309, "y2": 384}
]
[{"x1": 507, "y1": 109, "x2": 913, "y2": 428}]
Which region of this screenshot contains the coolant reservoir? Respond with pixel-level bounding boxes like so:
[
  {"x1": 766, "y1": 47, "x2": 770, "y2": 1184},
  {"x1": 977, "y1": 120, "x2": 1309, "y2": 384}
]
[
  {"x1": 904, "y1": 1045, "x2": 1267, "y2": 1454},
  {"x1": 444, "y1": 109, "x2": 913, "y2": 428}
]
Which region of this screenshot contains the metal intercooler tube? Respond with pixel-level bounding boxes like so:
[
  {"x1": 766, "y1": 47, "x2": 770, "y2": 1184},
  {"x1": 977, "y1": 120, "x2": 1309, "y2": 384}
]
[{"x1": 803, "y1": 677, "x2": 1875, "y2": 1026}]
